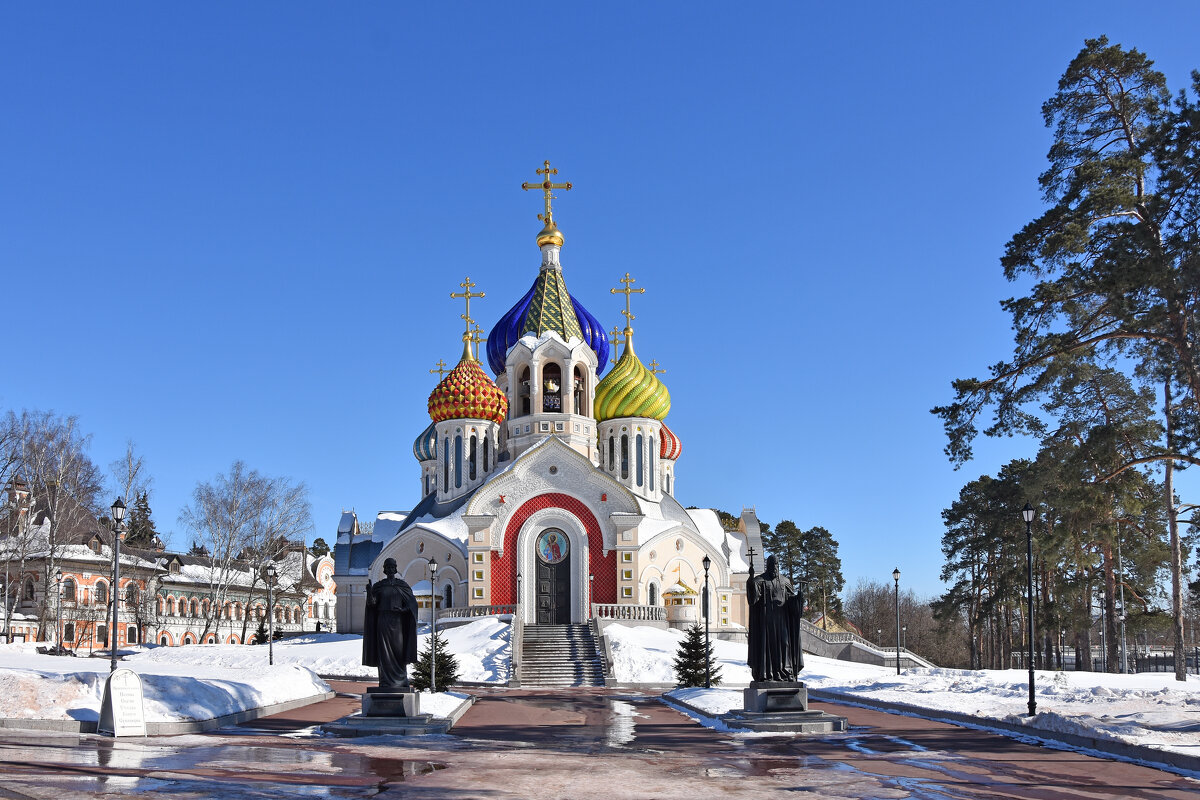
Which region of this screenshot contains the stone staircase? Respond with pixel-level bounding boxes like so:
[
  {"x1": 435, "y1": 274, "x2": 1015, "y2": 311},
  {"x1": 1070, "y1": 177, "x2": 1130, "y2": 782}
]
[{"x1": 519, "y1": 624, "x2": 606, "y2": 686}]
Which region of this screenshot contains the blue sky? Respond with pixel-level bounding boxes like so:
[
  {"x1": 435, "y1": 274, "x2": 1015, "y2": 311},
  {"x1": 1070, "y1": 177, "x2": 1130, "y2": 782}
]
[{"x1": 3, "y1": 3, "x2": 1199, "y2": 599}]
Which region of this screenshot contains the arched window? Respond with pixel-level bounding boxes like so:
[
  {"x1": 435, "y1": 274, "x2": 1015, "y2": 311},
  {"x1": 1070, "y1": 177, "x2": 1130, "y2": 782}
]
[
  {"x1": 649, "y1": 437, "x2": 655, "y2": 491},
  {"x1": 168, "y1": 597, "x2": 177, "y2": 616},
  {"x1": 62, "y1": 578, "x2": 77, "y2": 604},
  {"x1": 469, "y1": 435, "x2": 477, "y2": 481},
  {"x1": 23, "y1": 578, "x2": 35, "y2": 601},
  {"x1": 483, "y1": 437, "x2": 490, "y2": 473},
  {"x1": 519, "y1": 366, "x2": 531, "y2": 415},
  {"x1": 454, "y1": 434, "x2": 463, "y2": 489},
  {"x1": 94, "y1": 581, "x2": 108, "y2": 608},
  {"x1": 608, "y1": 435, "x2": 615, "y2": 471},
  {"x1": 443, "y1": 437, "x2": 450, "y2": 492},
  {"x1": 443, "y1": 583, "x2": 453, "y2": 609},
  {"x1": 192, "y1": 599, "x2": 201, "y2": 618},
  {"x1": 636, "y1": 433, "x2": 644, "y2": 487},
  {"x1": 63, "y1": 622, "x2": 75, "y2": 643},
  {"x1": 666, "y1": 473, "x2": 671, "y2": 495},
  {"x1": 543, "y1": 363, "x2": 562, "y2": 412},
  {"x1": 125, "y1": 583, "x2": 139, "y2": 607},
  {"x1": 159, "y1": 633, "x2": 170, "y2": 645},
  {"x1": 127, "y1": 625, "x2": 139, "y2": 645},
  {"x1": 621, "y1": 435, "x2": 629, "y2": 480},
  {"x1": 649, "y1": 583, "x2": 658, "y2": 606},
  {"x1": 425, "y1": 473, "x2": 431, "y2": 495},
  {"x1": 573, "y1": 365, "x2": 585, "y2": 415}
]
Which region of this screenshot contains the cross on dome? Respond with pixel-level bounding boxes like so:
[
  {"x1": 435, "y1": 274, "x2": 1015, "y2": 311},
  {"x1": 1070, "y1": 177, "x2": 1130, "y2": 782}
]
[
  {"x1": 450, "y1": 276, "x2": 485, "y2": 360},
  {"x1": 611, "y1": 272, "x2": 646, "y2": 342},
  {"x1": 430, "y1": 359, "x2": 449, "y2": 380},
  {"x1": 521, "y1": 159, "x2": 572, "y2": 225},
  {"x1": 649, "y1": 360, "x2": 666, "y2": 375}
]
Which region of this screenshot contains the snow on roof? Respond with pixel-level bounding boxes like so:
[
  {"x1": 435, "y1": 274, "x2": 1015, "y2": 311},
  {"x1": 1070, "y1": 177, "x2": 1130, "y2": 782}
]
[
  {"x1": 686, "y1": 507, "x2": 749, "y2": 573},
  {"x1": 411, "y1": 579, "x2": 433, "y2": 595},
  {"x1": 664, "y1": 581, "x2": 695, "y2": 595},
  {"x1": 372, "y1": 511, "x2": 409, "y2": 544},
  {"x1": 394, "y1": 506, "x2": 470, "y2": 557}
]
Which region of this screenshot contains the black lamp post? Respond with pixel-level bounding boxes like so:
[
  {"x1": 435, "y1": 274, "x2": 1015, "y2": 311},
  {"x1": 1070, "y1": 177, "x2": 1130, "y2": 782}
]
[
  {"x1": 1022, "y1": 502, "x2": 1037, "y2": 716},
  {"x1": 429, "y1": 557, "x2": 439, "y2": 692},
  {"x1": 55, "y1": 569, "x2": 63, "y2": 654},
  {"x1": 892, "y1": 568, "x2": 901, "y2": 675},
  {"x1": 702, "y1": 554, "x2": 712, "y2": 688},
  {"x1": 108, "y1": 497, "x2": 126, "y2": 673},
  {"x1": 263, "y1": 562, "x2": 278, "y2": 665}
]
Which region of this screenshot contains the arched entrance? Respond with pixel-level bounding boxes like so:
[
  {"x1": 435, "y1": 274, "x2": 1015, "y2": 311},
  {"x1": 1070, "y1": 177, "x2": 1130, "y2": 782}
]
[{"x1": 535, "y1": 528, "x2": 571, "y2": 625}]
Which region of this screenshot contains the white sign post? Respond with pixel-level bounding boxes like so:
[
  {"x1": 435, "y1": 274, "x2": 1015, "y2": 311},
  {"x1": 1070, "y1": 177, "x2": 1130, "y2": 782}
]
[{"x1": 97, "y1": 668, "x2": 147, "y2": 737}]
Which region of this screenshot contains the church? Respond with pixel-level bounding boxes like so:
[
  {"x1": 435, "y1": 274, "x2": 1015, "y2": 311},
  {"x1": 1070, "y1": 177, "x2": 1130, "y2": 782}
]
[{"x1": 335, "y1": 161, "x2": 762, "y2": 636}]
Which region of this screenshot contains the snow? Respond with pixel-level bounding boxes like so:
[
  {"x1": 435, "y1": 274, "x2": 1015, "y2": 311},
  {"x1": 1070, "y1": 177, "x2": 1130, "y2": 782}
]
[
  {"x1": 0, "y1": 617, "x2": 509, "y2": 724},
  {"x1": 0, "y1": 640, "x2": 329, "y2": 724},
  {"x1": 607, "y1": 623, "x2": 1200, "y2": 761}
]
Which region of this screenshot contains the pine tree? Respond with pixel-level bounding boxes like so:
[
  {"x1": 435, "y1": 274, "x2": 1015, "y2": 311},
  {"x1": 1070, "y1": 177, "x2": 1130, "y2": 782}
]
[
  {"x1": 411, "y1": 630, "x2": 460, "y2": 692},
  {"x1": 124, "y1": 492, "x2": 159, "y2": 548},
  {"x1": 672, "y1": 623, "x2": 722, "y2": 688},
  {"x1": 310, "y1": 537, "x2": 331, "y2": 557},
  {"x1": 254, "y1": 618, "x2": 269, "y2": 645}
]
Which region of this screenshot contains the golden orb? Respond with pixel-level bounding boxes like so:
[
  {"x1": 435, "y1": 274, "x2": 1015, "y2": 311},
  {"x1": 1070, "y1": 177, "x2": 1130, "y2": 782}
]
[{"x1": 536, "y1": 220, "x2": 564, "y2": 247}]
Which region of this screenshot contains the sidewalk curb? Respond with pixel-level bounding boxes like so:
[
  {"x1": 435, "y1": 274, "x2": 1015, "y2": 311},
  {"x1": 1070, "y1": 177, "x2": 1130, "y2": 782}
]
[
  {"x1": 0, "y1": 691, "x2": 336, "y2": 736},
  {"x1": 807, "y1": 689, "x2": 1200, "y2": 777}
]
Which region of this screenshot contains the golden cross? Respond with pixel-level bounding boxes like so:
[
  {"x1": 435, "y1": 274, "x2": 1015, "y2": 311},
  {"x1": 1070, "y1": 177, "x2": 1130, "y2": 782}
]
[
  {"x1": 608, "y1": 325, "x2": 622, "y2": 352},
  {"x1": 610, "y1": 272, "x2": 645, "y2": 329},
  {"x1": 521, "y1": 160, "x2": 572, "y2": 224},
  {"x1": 649, "y1": 360, "x2": 666, "y2": 375},
  {"x1": 470, "y1": 323, "x2": 486, "y2": 360},
  {"x1": 430, "y1": 359, "x2": 449, "y2": 380},
  {"x1": 450, "y1": 276, "x2": 485, "y2": 344}
]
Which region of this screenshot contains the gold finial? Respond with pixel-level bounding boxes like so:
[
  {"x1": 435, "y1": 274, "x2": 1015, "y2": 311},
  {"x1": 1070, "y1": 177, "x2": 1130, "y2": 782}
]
[
  {"x1": 522, "y1": 160, "x2": 572, "y2": 247},
  {"x1": 450, "y1": 276, "x2": 485, "y2": 360},
  {"x1": 610, "y1": 273, "x2": 646, "y2": 346},
  {"x1": 430, "y1": 359, "x2": 449, "y2": 380},
  {"x1": 649, "y1": 360, "x2": 666, "y2": 375},
  {"x1": 470, "y1": 323, "x2": 486, "y2": 360}
]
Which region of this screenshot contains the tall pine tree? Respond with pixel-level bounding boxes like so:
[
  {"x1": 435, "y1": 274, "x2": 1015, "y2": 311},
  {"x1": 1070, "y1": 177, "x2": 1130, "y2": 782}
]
[{"x1": 124, "y1": 492, "x2": 159, "y2": 548}]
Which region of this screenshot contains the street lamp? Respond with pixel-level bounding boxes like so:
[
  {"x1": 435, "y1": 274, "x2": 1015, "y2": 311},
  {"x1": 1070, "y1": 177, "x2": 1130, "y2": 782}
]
[
  {"x1": 1022, "y1": 502, "x2": 1036, "y2": 716},
  {"x1": 429, "y1": 557, "x2": 439, "y2": 693},
  {"x1": 55, "y1": 569, "x2": 63, "y2": 655},
  {"x1": 108, "y1": 497, "x2": 126, "y2": 673},
  {"x1": 263, "y1": 562, "x2": 278, "y2": 665},
  {"x1": 702, "y1": 554, "x2": 712, "y2": 688},
  {"x1": 892, "y1": 568, "x2": 901, "y2": 674}
]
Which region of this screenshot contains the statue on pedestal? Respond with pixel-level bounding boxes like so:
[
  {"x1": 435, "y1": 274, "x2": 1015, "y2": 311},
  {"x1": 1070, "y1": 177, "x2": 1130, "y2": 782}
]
[
  {"x1": 362, "y1": 558, "x2": 418, "y2": 690},
  {"x1": 746, "y1": 554, "x2": 804, "y2": 682}
]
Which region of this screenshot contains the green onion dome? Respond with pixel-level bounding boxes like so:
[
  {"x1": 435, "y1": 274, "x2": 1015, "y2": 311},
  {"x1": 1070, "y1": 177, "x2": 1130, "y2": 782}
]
[
  {"x1": 594, "y1": 336, "x2": 671, "y2": 422},
  {"x1": 428, "y1": 355, "x2": 508, "y2": 425}
]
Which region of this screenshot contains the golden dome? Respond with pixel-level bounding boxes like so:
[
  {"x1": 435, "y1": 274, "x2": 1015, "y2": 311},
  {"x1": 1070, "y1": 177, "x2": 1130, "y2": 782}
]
[{"x1": 536, "y1": 219, "x2": 564, "y2": 248}]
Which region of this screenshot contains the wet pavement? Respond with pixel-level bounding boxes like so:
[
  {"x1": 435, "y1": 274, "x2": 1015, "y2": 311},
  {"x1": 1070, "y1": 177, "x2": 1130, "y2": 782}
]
[{"x1": 0, "y1": 682, "x2": 1196, "y2": 798}]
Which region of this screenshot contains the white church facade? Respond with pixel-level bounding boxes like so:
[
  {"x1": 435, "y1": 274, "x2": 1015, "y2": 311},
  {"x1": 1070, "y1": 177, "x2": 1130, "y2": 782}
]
[{"x1": 335, "y1": 161, "x2": 762, "y2": 635}]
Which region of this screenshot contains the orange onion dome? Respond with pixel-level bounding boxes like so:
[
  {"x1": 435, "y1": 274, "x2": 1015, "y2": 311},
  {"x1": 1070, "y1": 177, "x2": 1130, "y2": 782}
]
[
  {"x1": 428, "y1": 356, "x2": 508, "y2": 425},
  {"x1": 659, "y1": 423, "x2": 682, "y2": 460}
]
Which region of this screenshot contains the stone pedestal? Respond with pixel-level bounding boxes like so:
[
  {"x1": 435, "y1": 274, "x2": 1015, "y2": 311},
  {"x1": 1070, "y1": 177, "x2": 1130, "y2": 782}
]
[
  {"x1": 743, "y1": 681, "x2": 808, "y2": 713},
  {"x1": 724, "y1": 681, "x2": 848, "y2": 734},
  {"x1": 362, "y1": 687, "x2": 420, "y2": 717}
]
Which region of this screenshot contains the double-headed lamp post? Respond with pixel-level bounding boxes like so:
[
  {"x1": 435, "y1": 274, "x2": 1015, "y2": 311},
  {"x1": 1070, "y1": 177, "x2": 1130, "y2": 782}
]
[
  {"x1": 108, "y1": 497, "x2": 126, "y2": 673},
  {"x1": 892, "y1": 568, "x2": 901, "y2": 675},
  {"x1": 55, "y1": 569, "x2": 63, "y2": 654},
  {"x1": 429, "y1": 557, "x2": 439, "y2": 692},
  {"x1": 702, "y1": 554, "x2": 712, "y2": 688},
  {"x1": 1022, "y1": 502, "x2": 1037, "y2": 716},
  {"x1": 263, "y1": 562, "x2": 278, "y2": 665}
]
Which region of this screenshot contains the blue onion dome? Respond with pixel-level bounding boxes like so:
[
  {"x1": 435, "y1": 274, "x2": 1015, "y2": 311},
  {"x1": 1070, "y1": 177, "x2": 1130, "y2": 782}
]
[
  {"x1": 413, "y1": 421, "x2": 437, "y2": 462},
  {"x1": 485, "y1": 274, "x2": 610, "y2": 375}
]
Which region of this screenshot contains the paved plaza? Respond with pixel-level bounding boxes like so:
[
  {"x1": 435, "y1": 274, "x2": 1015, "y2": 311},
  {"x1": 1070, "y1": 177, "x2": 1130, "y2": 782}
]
[{"x1": 0, "y1": 682, "x2": 1195, "y2": 798}]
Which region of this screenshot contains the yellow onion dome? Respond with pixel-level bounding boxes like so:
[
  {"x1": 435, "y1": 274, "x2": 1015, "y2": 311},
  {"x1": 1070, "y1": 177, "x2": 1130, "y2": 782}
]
[
  {"x1": 594, "y1": 339, "x2": 671, "y2": 422},
  {"x1": 428, "y1": 356, "x2": 508, "y2": 425},
  {"x1": 536, "y1": 219, "x2": 564, "y2": 248}
]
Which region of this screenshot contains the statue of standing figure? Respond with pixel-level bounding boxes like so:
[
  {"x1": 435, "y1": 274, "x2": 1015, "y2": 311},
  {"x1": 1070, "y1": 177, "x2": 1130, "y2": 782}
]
[
  {"x1": 362, "y1": 558, "x2": 419, "y2": 690},
  {"x1": 746, "y1": 554, "x2": 805, "y2": 682}
]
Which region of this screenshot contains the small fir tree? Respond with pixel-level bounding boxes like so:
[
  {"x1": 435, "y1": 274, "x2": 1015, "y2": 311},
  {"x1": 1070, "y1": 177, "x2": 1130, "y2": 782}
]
[
  {"x1": 673, "y1": 623, "x2": 722, "y2": 688},
  {"x1": 411, "y1": 630, "x2": 460, "y2": 692},
  {"x1": 254, "y1": 618, "x2": 269, "y2": 645}
]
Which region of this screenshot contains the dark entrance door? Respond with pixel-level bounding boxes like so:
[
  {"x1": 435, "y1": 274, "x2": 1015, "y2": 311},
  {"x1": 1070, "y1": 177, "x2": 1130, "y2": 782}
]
[{"x1": 535, "y1": 529, "x2": 571, "y2": 625}]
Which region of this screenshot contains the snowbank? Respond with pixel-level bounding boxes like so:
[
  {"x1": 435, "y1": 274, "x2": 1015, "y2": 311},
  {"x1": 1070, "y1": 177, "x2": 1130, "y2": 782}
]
[
  {"x1": 0, "y1": 641, "x2": 328, "y2": 723},
  {"x1": 606, "y1": 623, "x2": 1200, "y2": 761}
]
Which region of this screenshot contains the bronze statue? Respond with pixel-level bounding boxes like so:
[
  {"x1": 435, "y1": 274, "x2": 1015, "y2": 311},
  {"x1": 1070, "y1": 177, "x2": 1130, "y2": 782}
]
[
  {"x1": 746, "y1": 554, "x2": 804, "y2": 682},
  {"x1": 362, "y1": 558, "x2": 418, "y2": 690}
]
